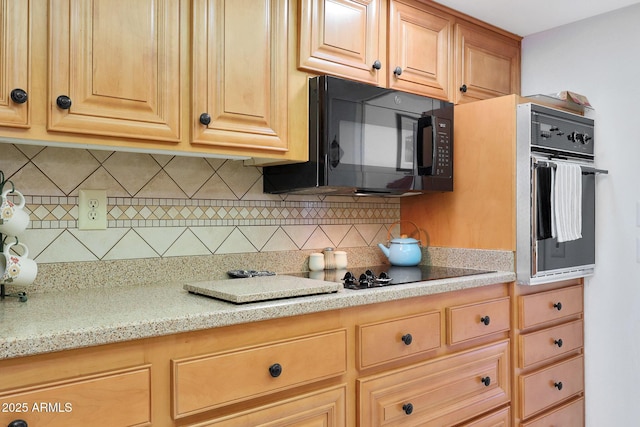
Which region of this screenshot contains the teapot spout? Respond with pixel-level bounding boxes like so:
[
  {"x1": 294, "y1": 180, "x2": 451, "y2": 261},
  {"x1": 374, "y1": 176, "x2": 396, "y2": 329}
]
[{"x1": 377, "y1": 243, "x2": 390, "y2": 259}]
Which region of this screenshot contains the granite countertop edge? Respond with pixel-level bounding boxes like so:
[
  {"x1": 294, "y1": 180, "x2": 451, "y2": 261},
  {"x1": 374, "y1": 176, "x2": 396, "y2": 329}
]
[{"x1": 0, "y1": 271, "x2": 515, "y2": 360}]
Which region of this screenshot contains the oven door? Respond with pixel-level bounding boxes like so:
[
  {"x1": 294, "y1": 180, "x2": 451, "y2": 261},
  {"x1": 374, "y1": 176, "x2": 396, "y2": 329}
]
[{"x1": 531, "y1": 158, "x2": 596, "y2": 281}]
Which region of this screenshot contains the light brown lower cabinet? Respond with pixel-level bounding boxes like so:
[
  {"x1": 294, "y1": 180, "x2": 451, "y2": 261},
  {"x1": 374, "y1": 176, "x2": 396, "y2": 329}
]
[
  {"x1": 512, "y1": 279, "x2": 585, "y2": 426},
  {"x1": 0, "y1": 282, "x2": 513, "y2": 426}
]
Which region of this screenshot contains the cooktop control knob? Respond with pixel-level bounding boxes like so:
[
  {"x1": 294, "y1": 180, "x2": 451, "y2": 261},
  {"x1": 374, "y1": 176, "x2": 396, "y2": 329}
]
[
  {"x1": 575, "y1": 133, "x2": 585, "y2": 143},
  {"x1": 583, "y1": 133, "x2": 592, "y2": 144}
]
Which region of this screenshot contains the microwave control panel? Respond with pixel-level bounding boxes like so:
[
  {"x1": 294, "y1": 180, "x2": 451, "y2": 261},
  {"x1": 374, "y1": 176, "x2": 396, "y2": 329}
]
[{"x1": 433, "y1": 117, "x2": 452, "y2": 177}]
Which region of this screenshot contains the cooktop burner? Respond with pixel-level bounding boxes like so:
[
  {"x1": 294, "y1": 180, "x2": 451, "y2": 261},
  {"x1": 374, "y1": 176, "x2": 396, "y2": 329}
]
[{"x1": 297, "y1": 265, "x2": 494, "y2": 290}]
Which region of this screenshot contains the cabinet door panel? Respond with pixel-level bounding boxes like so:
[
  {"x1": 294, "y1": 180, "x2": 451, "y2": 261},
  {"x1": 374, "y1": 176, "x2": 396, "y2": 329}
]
[
  {"x1": 299, "y1": 0, "x2": 382, "y2": 85},
  {"x1": 0, "y1": 0, "x2": 30, "y2": 128},
  {"x1": 388, "y1": 0, "x2": 451, "y2": 99},
  {"x1": 192, "y1": 0, "x2": 288, "y2": 152},
  {"x1": 48, "y1": 0, "x2": 181, "y2": 142},
  {"x1": 455, "y1": 23, "x2": 520, "y2": 103}
]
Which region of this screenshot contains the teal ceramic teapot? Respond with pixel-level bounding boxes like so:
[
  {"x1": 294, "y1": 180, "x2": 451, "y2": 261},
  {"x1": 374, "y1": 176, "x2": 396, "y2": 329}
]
[{"x1": 377, "y1": 221, "x2": 423, "y2": 266}]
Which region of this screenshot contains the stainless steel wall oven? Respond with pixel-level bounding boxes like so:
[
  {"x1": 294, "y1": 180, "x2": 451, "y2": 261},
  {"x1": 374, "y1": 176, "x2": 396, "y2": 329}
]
[{"x1": 516, "y1": 103, "x2": 608, "y2": 285}]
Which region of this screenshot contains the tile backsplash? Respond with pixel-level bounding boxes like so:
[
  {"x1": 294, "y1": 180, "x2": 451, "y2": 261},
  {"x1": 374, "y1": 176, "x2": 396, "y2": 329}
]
[{"x1": 0, "y1": 144, "x2": 400, "y2": 264}]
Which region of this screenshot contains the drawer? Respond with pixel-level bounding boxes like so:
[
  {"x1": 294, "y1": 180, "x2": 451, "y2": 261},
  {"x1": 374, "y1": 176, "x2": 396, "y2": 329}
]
[
  {"x1": 520, "y1": 355, "x2": 584, "y2": 419},
  {"x1": 522, "y1": 397, "x2": 584, "y2": 427},
  {"x1": 520, "y1": 285, "x2": 583, "y2": 329},
  {"x1": 0, "y1": 366, "x2": 151, "y2": 427},
  {"x1": 447, "y1": 297, "x2": 510, "y2": 344},
  {"x1": 185, "y1": 384, "x2": 346, "y2": 426},
  {"x1": 357, "y1": 311, "x2": 441, "y2": 369},
  {"x1": 172, "y1": 329, "x2": 347, "y2": 418},
  {"x1": 358, "y1": 340, "x2": 510, "y2": 426},
  {"x1": 460, "y1": 406, "x2": 510, "y2": 427},
  {"x1": 520, "y1": 319, "x2": 584, "y2": 368}
]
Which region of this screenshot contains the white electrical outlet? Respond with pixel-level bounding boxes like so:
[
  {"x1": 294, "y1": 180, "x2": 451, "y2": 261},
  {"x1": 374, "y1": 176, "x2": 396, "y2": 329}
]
[{"x1": 78, "y1": 189, "x2": 107, "y2": 230}]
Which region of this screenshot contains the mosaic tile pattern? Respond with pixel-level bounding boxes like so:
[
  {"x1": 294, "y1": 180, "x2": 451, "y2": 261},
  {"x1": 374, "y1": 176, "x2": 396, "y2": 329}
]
[{"x1": 0, "y1": 144, "x2": 400, "y2": 263}]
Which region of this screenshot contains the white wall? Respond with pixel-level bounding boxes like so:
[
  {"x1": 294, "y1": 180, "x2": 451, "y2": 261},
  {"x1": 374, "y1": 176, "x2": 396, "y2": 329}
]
[{"x1": 521, "y1": 4, "x2": 640, "y2": 425}]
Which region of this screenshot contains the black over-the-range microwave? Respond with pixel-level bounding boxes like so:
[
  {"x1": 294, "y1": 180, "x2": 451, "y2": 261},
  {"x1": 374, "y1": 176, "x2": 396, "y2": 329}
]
[{"x1": 263, "y1": 75, "x2": 454, "y2": 196}]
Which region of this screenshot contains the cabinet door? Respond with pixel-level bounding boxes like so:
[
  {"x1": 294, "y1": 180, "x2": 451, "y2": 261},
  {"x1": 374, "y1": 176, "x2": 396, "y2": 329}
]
[
  {"x1": 455, "y1": 22, "x2": 520, "y2": 104},
  {"x1": 387, "y1": 0, "x2": 451, "y2": 99},
  {"x1": 192, "y1": 0, "x2": 288, "y2": 153},
  {"x1": 299, "y1": 0, "x2": 383, "y2": 85},
  {"x1": 48, "y1": 0, "x2": 182, "y2": 142},
  {"x1": 0, "y1": 0, "x2": 30, "y2": 128}
]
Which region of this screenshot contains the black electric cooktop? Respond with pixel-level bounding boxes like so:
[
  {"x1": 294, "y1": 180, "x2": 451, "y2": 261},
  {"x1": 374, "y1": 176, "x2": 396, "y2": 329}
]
[{"x1": 296, "y1": 265, "x2": 494, "y2": 290}]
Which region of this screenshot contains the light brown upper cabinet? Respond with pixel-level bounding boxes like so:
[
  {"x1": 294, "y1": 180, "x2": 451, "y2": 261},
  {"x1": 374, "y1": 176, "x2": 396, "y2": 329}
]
[
  {"x1": 48, "y1": 0, "x2": 182, "y2": 142},
  {"x1": 191, "y1": 0, "x2": 289, "y2": 154},
  {"x1": 454, "y1": 22, "x2": 521, "y2": 104},
  {"x1": 299, "y1": 0, "x2": 520, "y2": 103},
  {"x1": 0, "y1": 0, "x2": 31, "y2": 128}
]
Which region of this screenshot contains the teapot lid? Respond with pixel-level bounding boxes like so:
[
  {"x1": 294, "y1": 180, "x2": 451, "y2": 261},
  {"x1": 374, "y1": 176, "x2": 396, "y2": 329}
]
[{"x1": 390, "y1": 235, "x2": 420, "y2": 245}]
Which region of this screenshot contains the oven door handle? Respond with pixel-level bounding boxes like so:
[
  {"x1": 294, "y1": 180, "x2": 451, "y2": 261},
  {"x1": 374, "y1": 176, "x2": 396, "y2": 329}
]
[{"x1": 530, "y1": 157, "x2": 539, "y2": 277}]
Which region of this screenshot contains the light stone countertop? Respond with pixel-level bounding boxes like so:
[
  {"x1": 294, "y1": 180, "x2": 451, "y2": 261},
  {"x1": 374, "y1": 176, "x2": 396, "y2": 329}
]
[{"x1": 0, "y1": 270, "x2": 515, "y2": 360}]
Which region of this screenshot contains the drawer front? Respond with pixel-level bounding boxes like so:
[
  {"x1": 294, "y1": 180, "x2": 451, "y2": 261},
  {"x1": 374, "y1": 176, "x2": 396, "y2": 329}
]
[
  {"x1": 520, "y1": 319, "x2": 584, "y2": 368},
  {"x1": 186, "y1": 384, "x2": 346, "y2": 427},
  {"x1": 460, "y1": 406, "x2": 510, "y2": 427},
  {"x1": 0, "y1": 366, "x2": 151, "y2": 427},
  {"x1": 447, "y1": 297, "x2": 510, "y2": 344},
  {"x1": 520, "y1": 285, "x2": 583, "y2": 329},
  {"x1": 172, "y1": 329, "x2": 347, "y2": 418},
  {"x1": 358, "y1": 311, "x2": 441, "y2": 369},
  {"x1": 522, "y1": 397, "x2": 584, "y2": 427},
  {"x1": 358, "y1": 340, "x2": 510, "y2": 426},
  {"x1": 520, "y1": 355, "x2": 584, "y2": 419}
]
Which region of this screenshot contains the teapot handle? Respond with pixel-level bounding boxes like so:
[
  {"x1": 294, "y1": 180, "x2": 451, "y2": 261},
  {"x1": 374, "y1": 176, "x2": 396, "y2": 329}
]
[{"x1": 386, "y1": 220, "x2": 423, "y2": 245}]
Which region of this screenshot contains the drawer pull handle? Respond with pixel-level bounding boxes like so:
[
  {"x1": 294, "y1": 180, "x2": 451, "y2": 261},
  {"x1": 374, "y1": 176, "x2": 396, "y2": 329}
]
[
  {"x1": 553, "y1": 302, "x2": 563, "y2": 311},
  {"x1": 199, "y1": 113, "x2": 212, "y2": 126},
  {"x1": 480, "y1": 315, "x2": 491, "y2": 326},
  {"x1": 401, "y1": 333, "x2": 413, "y2": 345},
  {"x1": 394, "y1": 66, "x2": 403, "y2": 76},
  {"x1": 554, "y1": 338, "x2": 564, "y2": 348},
  {"x1": 554, "y1": 381, "x2": 563, "y2": 390},
  {"x1": 268, "y1": 363, "x2": 282, "y2": 378},
  {"x1": 481, "y1": 376, "x2": 491, "y2": 386},
  {"x1": 460, "y1": 84, "x2": 468, "y2": 93},
  {"x1": 372, "y1": 60, "x2": 382, "y2": 70},
  {"x1": 8, "y1": 421, "x2": 28, "y2": 427},
  {"x1": 402, "y1": 403, "x2": 414, "y2": 415}
]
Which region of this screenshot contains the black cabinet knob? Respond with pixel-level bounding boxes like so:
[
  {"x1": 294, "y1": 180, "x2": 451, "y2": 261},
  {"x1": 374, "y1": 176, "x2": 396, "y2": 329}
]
[
  {"x1": 56, "y1": 95, "x2": 72, "y2": 110},
  {"x1": 199, "y1": 113, "x2": 211, "y2": 126},
  {"x1": 459, "y1": 84, "x2": 468, "y2": 93},
  {"x1": 480, "y1": 315, "x2": 491, "y2": 326},
  {"x1": 8, "y1": 420, "x2": 28, "y2": 427},
  {"x1": 372, "y1": 60, "x2": 381, "y2": 70},
  {"x1": 481, "y1": 376, "x2": 491, "y2": 386},
  {"x1": 10, "y1": 88, "x2": 28, "y2": 104},
  {"x1": 553, "y1": 302, "x2": 563, "y2": 311},
  {"x1": 393, "y1": 66, "x2": 402, "y2": 76},
  {"x1": 554, "y1": 338, "x2": 564, "y2": 348},
  {"x1": 269, "y1": 363, "x2": 282, "y2": 378},
  {"x1": 402, "y1": 403, "x2": 414, "y2": 415},
  {"x1": 401, "y1": 333, "x2": 413, "y2": 345},
  {"x1": 554, "y1": 381, "x2": 563, "y2": 390}
]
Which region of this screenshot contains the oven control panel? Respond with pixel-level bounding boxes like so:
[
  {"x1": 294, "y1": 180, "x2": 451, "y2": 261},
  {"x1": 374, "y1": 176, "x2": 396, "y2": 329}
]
[{"x1": 531, "y1": 107, "x2": 594, "y2": 157}]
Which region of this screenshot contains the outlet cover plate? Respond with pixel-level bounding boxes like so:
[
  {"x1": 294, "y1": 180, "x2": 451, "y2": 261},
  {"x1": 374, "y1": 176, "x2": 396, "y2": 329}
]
[{"x1": 78, "y1": 189, "x2": 107, "y2": 230}]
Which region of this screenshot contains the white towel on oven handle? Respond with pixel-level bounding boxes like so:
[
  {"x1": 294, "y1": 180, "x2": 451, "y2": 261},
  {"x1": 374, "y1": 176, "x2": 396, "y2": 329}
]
[{"x1": 553, "y1": 162, "x2": 582, "y2": 242}]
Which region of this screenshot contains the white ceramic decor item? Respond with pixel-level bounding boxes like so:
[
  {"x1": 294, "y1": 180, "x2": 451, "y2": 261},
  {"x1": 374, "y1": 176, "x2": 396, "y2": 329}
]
[
  {"x1": 0, "y1": 189, "x2": 30, "y2": 237},
  {"x1": 1, "y1": 241, "x2": 38, "y2": 286}
]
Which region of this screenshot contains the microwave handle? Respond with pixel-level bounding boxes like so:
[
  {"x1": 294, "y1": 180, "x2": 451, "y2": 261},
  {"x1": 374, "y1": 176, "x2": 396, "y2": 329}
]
[{"x1": 416, "y1": 115, "x2": 434, "y2": 176}]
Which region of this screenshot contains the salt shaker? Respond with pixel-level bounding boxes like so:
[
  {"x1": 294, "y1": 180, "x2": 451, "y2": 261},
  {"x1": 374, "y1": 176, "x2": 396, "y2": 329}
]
[
  {"x1": 323, "y1": 247, "x2": 336, "y2": 270},
  {"x1": 309, "y1": 253, "x2": 325, "y2": 271},
  {"x1": 334, "y1": 250, "x2": 348, "y2": 269}
]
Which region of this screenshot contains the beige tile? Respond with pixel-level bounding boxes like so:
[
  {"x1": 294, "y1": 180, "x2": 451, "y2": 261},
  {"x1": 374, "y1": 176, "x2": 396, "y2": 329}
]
[
  {"x1": 87, "y1": 149, "x2": 114, "y2": 163},
  {"x1": 8, "y1": 163, "x2": 65, "y2": 196},
  {"x1": 190, "y1": 226, "x2": 235, "y2": 253},
  {"x1": 261, "y1": 228, "x2": 298, "y2": 252},
  {"x1": 355, "y1": 224, "x2": 385, "y2": 245},
  {"x1": 215, "y1": 228, "x2": 257, "y2": 254},
  {"x1": 282, "y1": 225, "x2": 316, "y2": 248},
  {"x1": 135, "y1": 227, "x2": 186, "y2": 255},
  {"x1": 69, "y1": 228, "x2": 129, "y2": 259},
  {"x1": 216, "y1": 160, "x2": 261, "y2": 199},
  {"x1": 238, "y1": 225, "x2": 279, "y2": 251},
  {"x1": 103, "y1": 230, "x2": 159, "y2": 260},
  {"x1": 302, "y1": 227, "x2": 333, "y2": 250},
  {"x1": 136, "y1": 171, "x2": 187, "y2": 198},
  {"x1": 163, "y1": 229, "x2": 211, "y2": 257},
  {"x1": 35, "y1": 230, "x2": 98, "y2": 263},
  {"x1": 31, "y1": 147, "x2": 100, "y2": 194},
  {"x1": 71, "y1": 166, "x2": 129, "y2": 197},
  {"x1": 192, "y1": 174, "x2": 237, "y2": 200},
  {"x1": 163, "y1": 156, "x2": 214, "y2": 197},
  {"x1": 0, "y1": 144, "x2": 29, "y2": 177},
  {"x1": 151, "y1": 153, "x2": 174, "y2": 167},
  {"x1": 205, "y1": 157, "x2": 226, "y2": 171},
  {"x1": 320, "y1": 224, "x2": 352, "y2": 247},
  {"x1": 14, "y1": 143, "x2": 45, "y2": 159},
  {"x1": 18, "y1": 229, "x2": 64, "y2": 260},
  {"x1": 338, "y1": 226, "x2": 368, "y2": 248},
  {"x1": 102, "y1": 152, "x2": 161, "y2": 196},
  {"x1": 243, "y1": 176, "x2": 283, "y2": 201}
]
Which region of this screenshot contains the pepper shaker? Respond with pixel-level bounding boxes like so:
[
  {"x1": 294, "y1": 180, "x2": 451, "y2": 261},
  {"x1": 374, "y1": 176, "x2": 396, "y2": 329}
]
[{"x1": 323, "y1": 247, "x2": 336, "y2": 270}]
